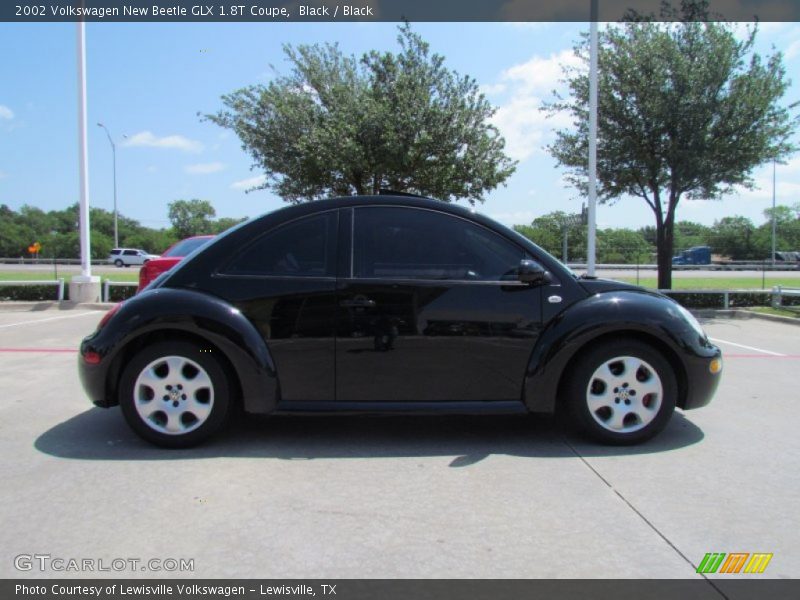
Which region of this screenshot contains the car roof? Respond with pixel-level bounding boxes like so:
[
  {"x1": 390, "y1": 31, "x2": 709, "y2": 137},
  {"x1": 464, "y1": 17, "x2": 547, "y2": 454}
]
[{"x1": 256, "y1": 194, "x2": 496, "y2": 230}]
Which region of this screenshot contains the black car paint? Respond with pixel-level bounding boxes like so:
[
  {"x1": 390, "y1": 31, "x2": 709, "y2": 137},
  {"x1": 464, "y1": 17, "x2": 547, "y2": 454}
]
[{"x1": 79, "y1": 195, "x2": 721, "y2": 416}]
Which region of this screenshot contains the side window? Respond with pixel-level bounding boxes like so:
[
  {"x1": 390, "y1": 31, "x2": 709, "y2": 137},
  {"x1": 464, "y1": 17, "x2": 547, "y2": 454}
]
[
  {"x1": 353, "y1": 207, "x2": 527, "y2": 281},
  {"x1": 224, "y1": 212, "x2": 337, "y2": 277},
  {"x1": 123, "y1": 250, "x2": 137, "y2": 256}
]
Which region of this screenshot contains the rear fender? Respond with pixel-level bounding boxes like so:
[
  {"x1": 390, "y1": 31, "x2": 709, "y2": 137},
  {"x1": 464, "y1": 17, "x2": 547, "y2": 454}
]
[{"x1": 83, "y1": 288, "x2": 278, "y2": 414}]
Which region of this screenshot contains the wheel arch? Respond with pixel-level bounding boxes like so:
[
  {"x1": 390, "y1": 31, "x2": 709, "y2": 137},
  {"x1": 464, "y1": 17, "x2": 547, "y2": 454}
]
[
  {"x1": 554, "y1": 330, "x2": 689, "y2": 412},
  {"x1": 523, "y1": 291, "x2": 697, "y2": 414},
  {"x1": 85, "y1": 288, "x2": 280, "y2": 414},
  {"x1": 105, "y1": 328, "x2": 245, "y2": 412}
]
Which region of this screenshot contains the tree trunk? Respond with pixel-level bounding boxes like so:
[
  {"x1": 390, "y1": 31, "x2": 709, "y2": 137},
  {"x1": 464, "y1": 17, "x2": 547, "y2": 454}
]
[{"x1": 656, "y1": 204, "x2": 677, "y2": 290}]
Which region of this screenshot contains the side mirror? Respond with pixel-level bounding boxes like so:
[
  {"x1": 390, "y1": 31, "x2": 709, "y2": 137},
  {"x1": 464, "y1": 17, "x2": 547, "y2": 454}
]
[{"x1": 517, "y1": 259, "x2": 547, "y2": 285}]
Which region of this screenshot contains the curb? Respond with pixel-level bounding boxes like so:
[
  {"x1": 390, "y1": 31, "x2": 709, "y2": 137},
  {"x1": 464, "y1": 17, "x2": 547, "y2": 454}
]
[
  {"x1": 693, "y1": 308, "x2": 800, "y2": 327},
  {"x1": 0, "y1": 301, "x2": 115, "y2": 312}
]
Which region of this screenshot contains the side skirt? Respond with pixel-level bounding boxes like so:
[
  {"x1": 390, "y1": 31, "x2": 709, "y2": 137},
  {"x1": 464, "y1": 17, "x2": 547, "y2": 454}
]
[{"x1": 273, "y1": 400, "x2": 528, "y2": 415}]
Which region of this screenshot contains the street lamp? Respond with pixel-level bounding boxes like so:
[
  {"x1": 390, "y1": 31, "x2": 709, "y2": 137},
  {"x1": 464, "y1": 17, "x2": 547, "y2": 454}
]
[
  {"x1": 771, "y1": 159, "x2": 777, "y2": 267},
  {"x1": 97, "y1": 122, "x2": 119, "y2": 248}
]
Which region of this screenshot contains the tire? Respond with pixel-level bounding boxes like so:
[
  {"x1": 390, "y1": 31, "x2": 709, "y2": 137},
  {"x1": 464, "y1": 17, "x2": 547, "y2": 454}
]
[
  {"x1": 564, "y1": 339, "x2": 677, "y2": 445},
  {"x1": 114, "y1": 259, "x2": 123, "y2": 267},
  {"x1": 118, "y1": 341, "x2": 232, "y2": 448}
]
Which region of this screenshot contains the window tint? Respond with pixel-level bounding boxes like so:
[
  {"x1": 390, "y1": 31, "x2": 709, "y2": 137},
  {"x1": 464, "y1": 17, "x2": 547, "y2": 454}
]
[
  {"x1": 224, "y1": 212, "x2": 336, "y2": 277},
  {"x1": 354, "y1": 207, "x2": 526, "y2": 281},
  {"x1": 123, "y1": 250, "x2": 137, "y2": 256}
]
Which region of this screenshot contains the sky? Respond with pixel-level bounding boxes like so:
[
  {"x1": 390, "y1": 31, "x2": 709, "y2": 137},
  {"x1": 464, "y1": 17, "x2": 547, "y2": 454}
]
[{"x1": 0, "y1": 20, "x2": 799, "y2": 235}]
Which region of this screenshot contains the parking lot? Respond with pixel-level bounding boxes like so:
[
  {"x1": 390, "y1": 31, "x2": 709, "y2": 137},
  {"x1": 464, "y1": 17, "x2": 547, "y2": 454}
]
[{"x1": 0, "y1": 304, "x2": 797, "y2": 583}]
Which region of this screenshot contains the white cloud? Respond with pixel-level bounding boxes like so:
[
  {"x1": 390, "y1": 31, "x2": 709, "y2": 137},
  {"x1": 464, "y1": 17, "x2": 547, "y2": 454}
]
[
  {"x1": 786, "y1": 39, "x2": 800, "y2": 60},
  {"x1": 501, "y1": 49, "x2": 581, "y2": 95},
  {"x1": 123, "y1": 131, "x2": 203, "y2": 152},
  {"x1": 231, "y1": 174, "x2": 267, "y2": 191},
  {"x1": 485, "y1": 49, "x2": 582, "y2": 162},
  {"x1": 479, "y1": 83, "x2": 507, "y2": 96},
  {"x1": 488, "y1": 210, "x2": 538, "y2": 226},
  {"x1": 0, "y1": 105, "x2": 14, "y2": 119},
  {"x1": 185, "y1": 162, "x2": 225, "y2": 175}
]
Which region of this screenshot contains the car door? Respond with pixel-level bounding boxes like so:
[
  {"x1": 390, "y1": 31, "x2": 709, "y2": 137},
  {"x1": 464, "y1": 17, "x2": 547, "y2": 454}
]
[
  {"x1": 336, "y1": 206, "x2": 544, "y2": 403},
  {"x1": 210, "y1": 210, "x2": 339, "y2": 402},
  {"x1": 121, "y1": 249, "x2": 139, "y2": 266}
]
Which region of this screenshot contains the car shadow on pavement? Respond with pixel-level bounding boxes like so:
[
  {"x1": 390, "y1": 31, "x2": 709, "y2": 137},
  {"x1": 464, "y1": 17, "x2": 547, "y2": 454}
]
[{"x1": 34, "y1": 408, "x2": 704, "y2": 465}]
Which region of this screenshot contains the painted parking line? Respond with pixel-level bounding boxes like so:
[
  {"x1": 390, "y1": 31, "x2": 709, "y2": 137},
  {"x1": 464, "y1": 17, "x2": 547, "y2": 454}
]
[
  {"x1": 725, "y1": 353, "x2": 800, "y2": 359},
  {"x1": 0, "y1": 311, "x2": 98, "y2": 329},
  {"x1": 708, "y1": 337, "x2": 786, "y2": 357},
  {"x1": 0, "y1": 348, "x2": 77, "y2": 353}
]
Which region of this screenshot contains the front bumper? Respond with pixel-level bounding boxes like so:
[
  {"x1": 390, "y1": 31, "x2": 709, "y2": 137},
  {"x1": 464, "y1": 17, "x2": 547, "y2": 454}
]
[{"x1": 680, "y1": 343, "x2": 722, "y2": 410}]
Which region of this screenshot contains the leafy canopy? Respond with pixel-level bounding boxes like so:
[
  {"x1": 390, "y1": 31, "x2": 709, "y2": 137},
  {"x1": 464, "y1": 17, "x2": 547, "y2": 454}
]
[
  {"x1": 167, "y1": 199, "x2": 216, "y2": 239},
  {"x1": 545, "y1": 4, "x2": 797, "y2": 287},
  {"x1": 205, "y1": 24, "x2": 516, "y2": 204}
]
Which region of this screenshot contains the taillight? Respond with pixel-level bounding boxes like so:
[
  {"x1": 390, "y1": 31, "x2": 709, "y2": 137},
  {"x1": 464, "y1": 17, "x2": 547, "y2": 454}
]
[
  {"x1": 138, "y1": 263, "x2": 153, "y2": 292},
  {"x1": 83, "y1": 351, "x2": 101, "y2": 365}
]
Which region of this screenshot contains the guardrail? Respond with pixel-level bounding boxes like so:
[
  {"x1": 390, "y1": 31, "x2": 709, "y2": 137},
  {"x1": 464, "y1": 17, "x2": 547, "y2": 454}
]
[
  {"x1": 0, "y1": 258, "x2": 108, "y2": 266},
  {"x1": 0, "y1": 279, "x2": 797, "y2": 310},
  {"x1": 0, "y1": 278, "x2": 65, "y2": 301},
  {"x1": 2, "y1": 257, "x2": 799, "y2": 271},
  {"x1": 566, "y1": 262, "x2": 800, "y2": 271},
  {"x1": 102, "y1": 280, "x2": 138, "y2": 302},
  {"x1": 771, "y1": 286, "x2": 800, "y2": 309}
]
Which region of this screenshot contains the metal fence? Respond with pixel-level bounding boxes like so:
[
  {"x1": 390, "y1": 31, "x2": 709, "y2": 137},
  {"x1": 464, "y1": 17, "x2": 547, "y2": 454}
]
[{"x1": 0, "y1": 279, "x2": 66, "y2": 301}]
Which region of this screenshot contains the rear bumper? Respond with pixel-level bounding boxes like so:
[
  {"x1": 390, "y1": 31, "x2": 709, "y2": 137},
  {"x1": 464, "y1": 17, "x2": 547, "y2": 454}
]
[{"x1": 77, "y1": 340, "x2": 113, "y2": 408}]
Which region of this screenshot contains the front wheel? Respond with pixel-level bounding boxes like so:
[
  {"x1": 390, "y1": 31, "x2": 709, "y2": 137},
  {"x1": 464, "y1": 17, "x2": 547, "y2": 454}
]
[
  {"x1": 564, "y1": 340, "x2": 677, "y2": 445},
  {"x1": 118, "y1": 341, "x2": 232, "y2": 448}
]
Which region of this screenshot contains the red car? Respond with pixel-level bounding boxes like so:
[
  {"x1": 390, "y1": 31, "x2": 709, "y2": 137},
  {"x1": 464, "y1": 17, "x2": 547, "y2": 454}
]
[{"x1": 137, "y1": 235, "x2": 215, "y2": 292}]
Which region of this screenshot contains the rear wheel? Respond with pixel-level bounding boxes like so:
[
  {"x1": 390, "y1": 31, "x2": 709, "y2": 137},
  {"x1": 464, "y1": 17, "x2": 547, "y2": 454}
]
[
  {"x1": 119, "y1": 341, "x2": 231, "y2": 448},
  {"x1": 114, "y1": 259, "x2": 123, "y2": 267},
  {"x1": 564, "y1": 340, "x2": 677, "y2": 445}
]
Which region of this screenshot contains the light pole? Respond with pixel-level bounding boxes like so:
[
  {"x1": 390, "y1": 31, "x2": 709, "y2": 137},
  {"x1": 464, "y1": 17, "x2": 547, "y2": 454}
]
[
  {"x1": 97, "y1": 122, "x2": 118, "y2": 248},
  {"x1": 587, "y1": 0, "x2": 599, "y2": 276},
  {"x1": 771, "y1": 159, "x2": 777, "y2": 266}
]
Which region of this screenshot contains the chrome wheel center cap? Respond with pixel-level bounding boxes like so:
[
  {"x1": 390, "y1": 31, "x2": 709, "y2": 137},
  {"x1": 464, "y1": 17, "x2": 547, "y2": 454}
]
[{"x1": 169, "y1": 389, "x2": 181, "y2": 401}]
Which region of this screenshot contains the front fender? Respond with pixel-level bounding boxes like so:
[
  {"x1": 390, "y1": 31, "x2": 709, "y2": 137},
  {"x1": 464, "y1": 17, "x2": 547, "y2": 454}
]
[
  {"x1": 523, "y1": 290, "x2": 718, "y2": 413},
  {"x1": 80, "y1": 287, "x2": 278, "y2": 414}
]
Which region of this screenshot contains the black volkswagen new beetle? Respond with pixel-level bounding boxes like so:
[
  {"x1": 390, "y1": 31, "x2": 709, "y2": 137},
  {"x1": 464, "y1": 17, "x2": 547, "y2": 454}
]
[{"x1": 78, "y1": 195, "x2": 722, "y2": 448}]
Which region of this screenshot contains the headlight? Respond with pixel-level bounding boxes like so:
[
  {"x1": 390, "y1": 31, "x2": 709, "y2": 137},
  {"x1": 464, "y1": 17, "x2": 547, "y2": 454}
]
[{"x1": 675, "y1": 303, "x2": 706, "y2": 338}]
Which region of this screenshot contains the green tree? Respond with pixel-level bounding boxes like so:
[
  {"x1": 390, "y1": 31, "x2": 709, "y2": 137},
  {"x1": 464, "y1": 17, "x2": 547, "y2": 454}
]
[
  {"x1": 597, "y1": 228, "x2": 653, "y2": 263},
  {"x1": 711, "y1": 216, "x2": 757, "y2": 260},
  {"x1": 205, "y1": 24, "x2": 515, "y2": 204},
  {"x1": 167, "y1": 199, "x2": 216, "y2": 238},
  {"x1": 760, "y1": 205, "x2": 800, "y2": 254},
  {"x1": 124, "y1": 229, "x2": 178, "y2": 254},
  {"x1": 545, "y1": 3, "x2": 797, "y2": 288},
  {"x1": 514, "y1": 211, "x2": 586, "y2": 262},
  {"x1": 212, "y1": 217, "x2": 248, "y2": 234}
]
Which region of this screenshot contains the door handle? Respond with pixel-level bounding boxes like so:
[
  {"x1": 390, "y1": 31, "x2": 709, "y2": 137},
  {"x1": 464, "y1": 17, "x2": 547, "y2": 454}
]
[{"x1": 339, "y1": 296, "x2": 376, "y2": 308}]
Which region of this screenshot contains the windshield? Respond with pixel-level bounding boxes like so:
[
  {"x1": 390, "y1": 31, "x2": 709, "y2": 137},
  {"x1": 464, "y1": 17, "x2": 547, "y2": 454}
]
[{"x1": 163, "y1": 237, "x2": 213, "y2": 257}]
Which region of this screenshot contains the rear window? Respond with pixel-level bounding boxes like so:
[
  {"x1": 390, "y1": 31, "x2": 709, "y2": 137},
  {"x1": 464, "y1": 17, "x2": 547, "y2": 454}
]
[{"x1": 163, "y1": 237, "x2": 213, "y2": 258}]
